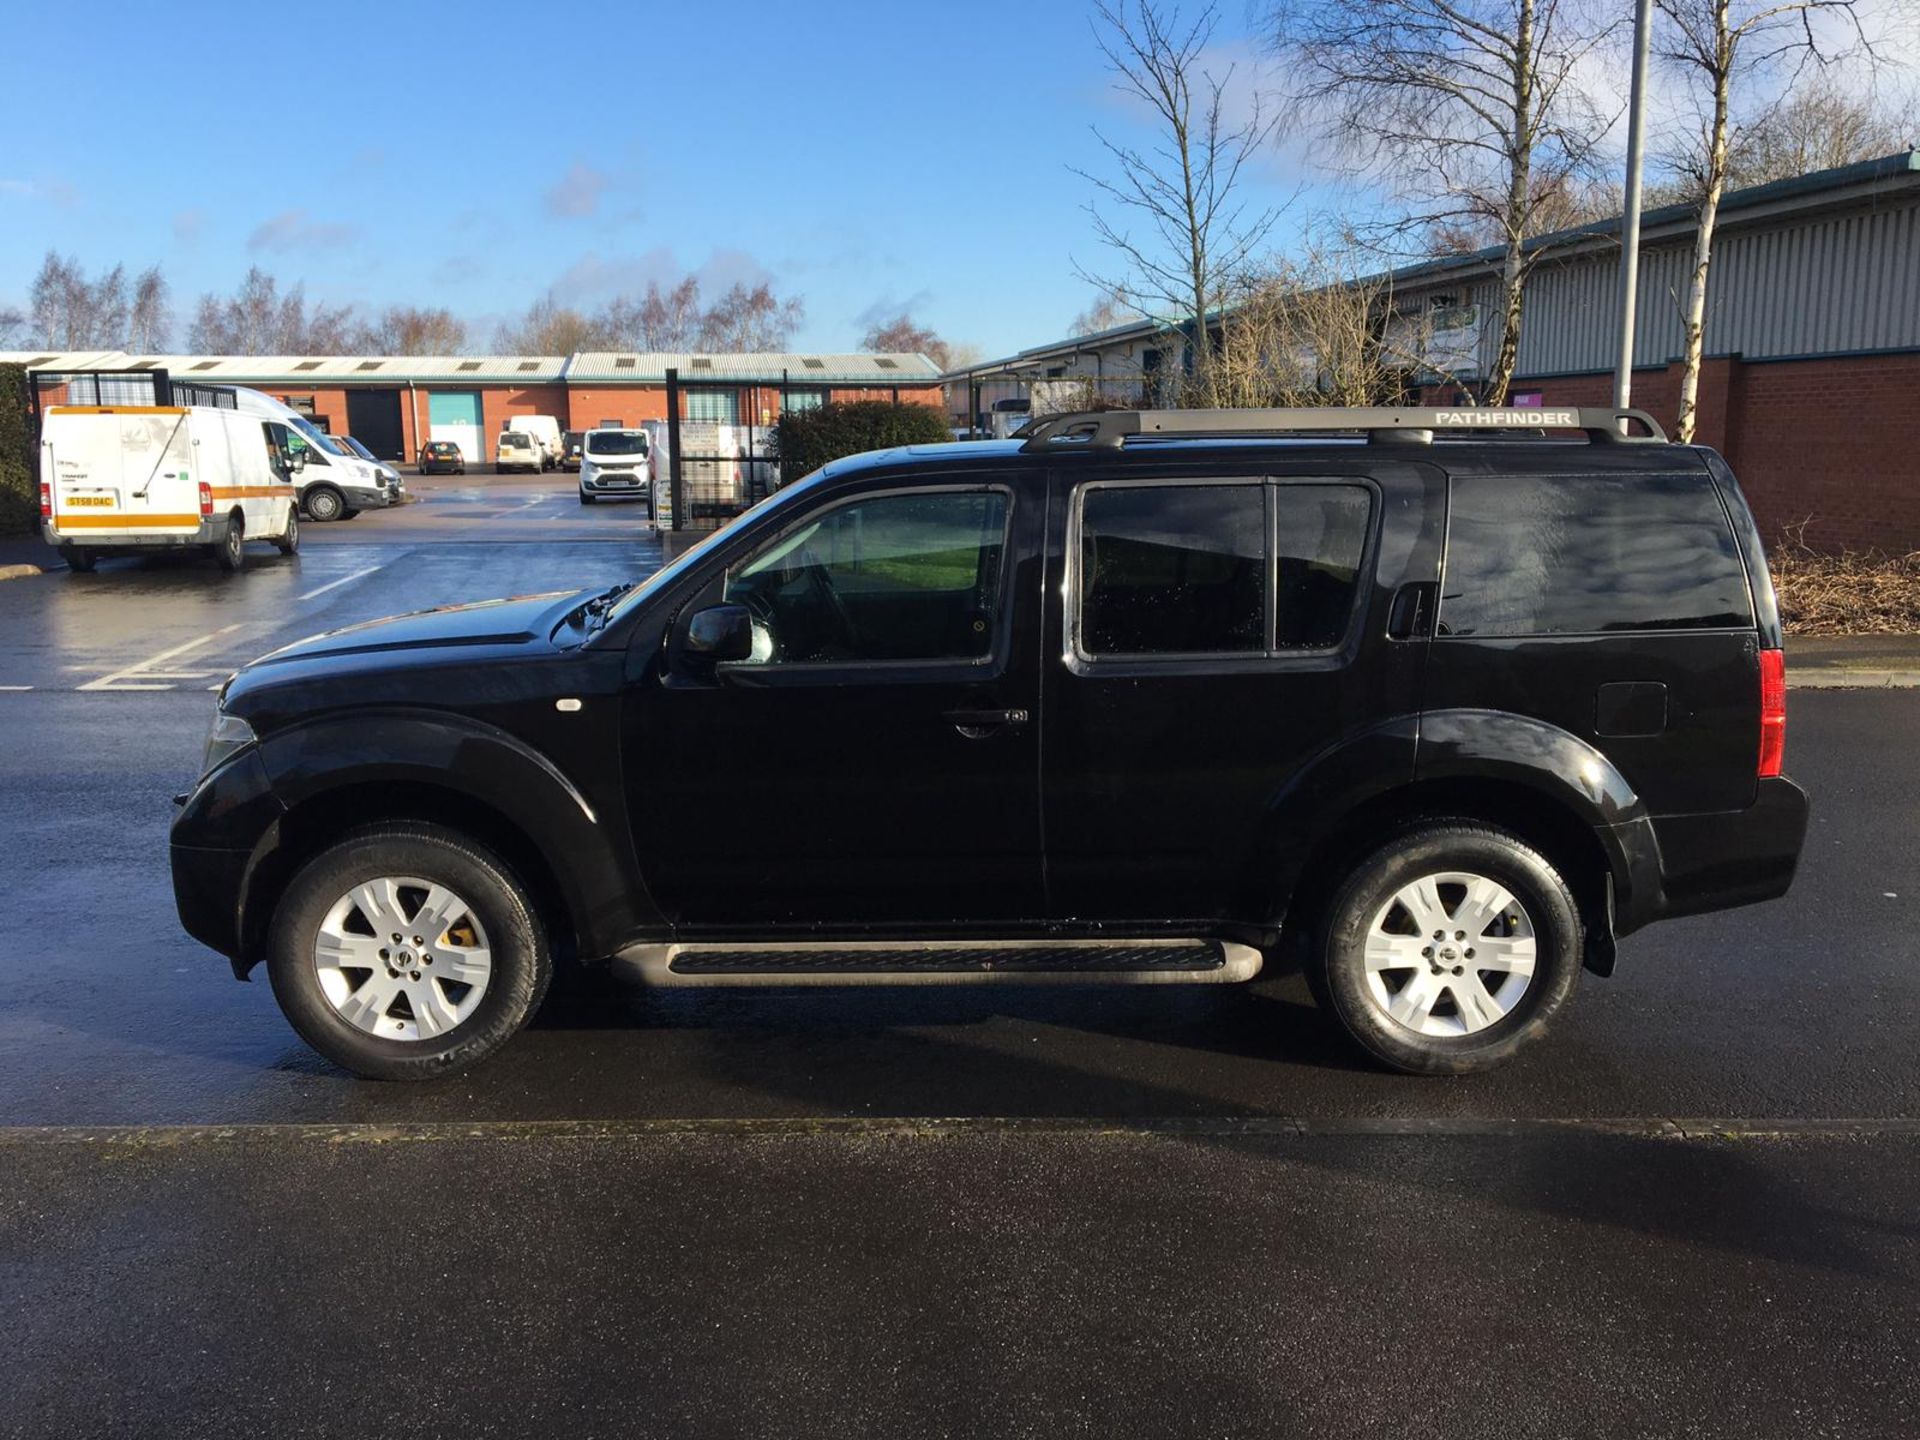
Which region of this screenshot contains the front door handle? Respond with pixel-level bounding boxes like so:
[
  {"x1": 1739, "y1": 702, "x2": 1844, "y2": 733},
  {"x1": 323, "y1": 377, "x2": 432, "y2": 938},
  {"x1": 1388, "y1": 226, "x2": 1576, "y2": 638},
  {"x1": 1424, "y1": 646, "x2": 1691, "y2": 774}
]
[{"x1": 944, "y1": 707, "x2": 1030, "y2": 736}]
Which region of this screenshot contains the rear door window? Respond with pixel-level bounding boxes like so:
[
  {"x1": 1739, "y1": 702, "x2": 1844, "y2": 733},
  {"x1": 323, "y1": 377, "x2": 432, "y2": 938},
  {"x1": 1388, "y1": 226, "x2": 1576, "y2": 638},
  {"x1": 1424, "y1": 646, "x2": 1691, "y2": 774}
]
[
  {"x1": 1440, "y1": 471, "x2": 1753, "y2": 636},
  {"x1": 1075, "y1": 481, "x2": 1375, "y2": 659}
]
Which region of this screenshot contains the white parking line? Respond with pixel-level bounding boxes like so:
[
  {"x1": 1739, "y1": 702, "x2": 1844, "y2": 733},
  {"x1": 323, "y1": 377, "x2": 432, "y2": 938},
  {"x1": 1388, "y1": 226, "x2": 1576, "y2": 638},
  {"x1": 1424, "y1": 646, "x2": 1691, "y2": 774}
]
[
  {"x1": 78, "y1": 624, "x2": 244, "y2": 692},
  {"x1": 0, "y1": 685, "x2": 31, "y2": 692},
  {"x1": 298, "y1": 564, "x2": 382, "y2": 602}
]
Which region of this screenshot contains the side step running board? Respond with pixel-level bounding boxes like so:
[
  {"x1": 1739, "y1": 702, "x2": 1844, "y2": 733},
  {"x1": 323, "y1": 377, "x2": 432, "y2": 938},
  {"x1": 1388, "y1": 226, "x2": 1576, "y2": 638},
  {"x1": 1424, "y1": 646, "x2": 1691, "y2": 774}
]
[{"x1": 614, "y1": 938, "x2": 1264, "y2": 988}]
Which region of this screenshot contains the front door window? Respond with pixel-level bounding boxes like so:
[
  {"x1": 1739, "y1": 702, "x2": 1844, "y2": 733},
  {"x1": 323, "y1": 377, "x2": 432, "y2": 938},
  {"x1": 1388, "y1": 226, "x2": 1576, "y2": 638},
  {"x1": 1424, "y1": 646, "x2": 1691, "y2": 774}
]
[{"x1": 722, "y1": 489, "x2": 1009, "y2": 666}]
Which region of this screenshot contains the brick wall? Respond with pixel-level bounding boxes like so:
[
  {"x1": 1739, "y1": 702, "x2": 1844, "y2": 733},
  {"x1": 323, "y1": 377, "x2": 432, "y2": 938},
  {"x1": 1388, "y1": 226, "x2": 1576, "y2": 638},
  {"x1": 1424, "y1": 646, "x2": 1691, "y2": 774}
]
[
  {"x1": 1439, "y1": 352, "x2": 1920, "y2": 553},
  {"x1": 566, "y1": 387, "x2": 670, "y2": 430}
]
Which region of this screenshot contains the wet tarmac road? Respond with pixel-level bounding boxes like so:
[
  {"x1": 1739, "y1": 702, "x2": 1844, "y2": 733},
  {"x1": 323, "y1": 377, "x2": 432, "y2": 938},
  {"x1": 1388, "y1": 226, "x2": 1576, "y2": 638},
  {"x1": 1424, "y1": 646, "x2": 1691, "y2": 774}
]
[{"x1": 2, "y1": 477, "x2": 1917, "y2": 1435}]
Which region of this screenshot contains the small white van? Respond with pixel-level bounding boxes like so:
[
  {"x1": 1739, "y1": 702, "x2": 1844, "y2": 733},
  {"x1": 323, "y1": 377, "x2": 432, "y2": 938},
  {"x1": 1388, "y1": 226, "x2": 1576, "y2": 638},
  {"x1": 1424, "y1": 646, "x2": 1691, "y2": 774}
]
[
  {"x1": 229, "y1": 389, "x2": 396, "y2": 522},
  {"x1": 503, "y1": 414, "x2": 561, "y2": 468},
  {"x1": 40, "y1": 400, "x2": 301, "y2": 573}
]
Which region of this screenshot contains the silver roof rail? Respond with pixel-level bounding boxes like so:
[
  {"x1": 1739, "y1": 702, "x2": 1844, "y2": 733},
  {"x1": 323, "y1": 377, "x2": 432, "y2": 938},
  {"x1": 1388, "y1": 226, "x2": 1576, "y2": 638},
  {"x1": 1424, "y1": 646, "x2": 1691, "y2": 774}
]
[{"x1": 1019, "y1": 406, "x2": 1668, "y2": 450}]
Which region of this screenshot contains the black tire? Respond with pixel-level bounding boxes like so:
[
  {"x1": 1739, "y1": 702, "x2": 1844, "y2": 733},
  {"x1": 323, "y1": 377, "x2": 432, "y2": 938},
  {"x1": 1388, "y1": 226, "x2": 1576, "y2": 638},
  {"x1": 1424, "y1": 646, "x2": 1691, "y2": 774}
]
[
  {"x1": 215, "y1": 513, "x2": 246, "y2": 573},
  {"x1": 266, "y1": 824, "x2": 552, "y2": 1081},
  {"x1": 340, "y1": 508, "x2": 361, "y2": 520},
  {"x1": 274, "y1": 504, "x2": 300, "y2": 555},
  {"x1": 1317, "y1": 823, "x2": 1582, "y2": 1075},
  {"x1": 578, "y1": 490, "x2": 595, "y2": 505},
  {"x1": 59, "y1": 545, "x2": 96, "y2": 574},
  {"x1": 304, "y1": 485, "x2": 345, "y2": 523}
]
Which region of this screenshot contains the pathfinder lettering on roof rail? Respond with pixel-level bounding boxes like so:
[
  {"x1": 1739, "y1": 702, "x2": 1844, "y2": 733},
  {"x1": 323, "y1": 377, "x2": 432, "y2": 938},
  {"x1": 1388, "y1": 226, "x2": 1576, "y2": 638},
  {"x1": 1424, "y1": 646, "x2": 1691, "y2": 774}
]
[{"x1": 1431, "y1": 409, "x2": 1579, "y2": 427}]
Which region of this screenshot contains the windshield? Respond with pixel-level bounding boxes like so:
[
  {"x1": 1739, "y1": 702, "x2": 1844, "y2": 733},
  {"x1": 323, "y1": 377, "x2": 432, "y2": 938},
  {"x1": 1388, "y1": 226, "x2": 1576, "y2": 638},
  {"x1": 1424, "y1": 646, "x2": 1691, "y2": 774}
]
[
  {"x1": 501, "y1": 434, "x2": 532, "y2": 448},
  {"x1": 287, "y1": 415, "x2": 345, "y2": 456},
  {"x1": 586, "y1": 431, "x2": 648, "y2": 456},
  {"x1": 338, "y1": 436, "x2": 376, "y2": 461}
]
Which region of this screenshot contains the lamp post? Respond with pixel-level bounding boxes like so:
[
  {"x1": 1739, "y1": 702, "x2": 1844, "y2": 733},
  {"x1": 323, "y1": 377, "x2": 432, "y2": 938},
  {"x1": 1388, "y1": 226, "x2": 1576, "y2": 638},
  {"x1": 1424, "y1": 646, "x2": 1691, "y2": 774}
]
[{"x1": 1614, "y1": 0, "x2": 1654, "y2": 409}]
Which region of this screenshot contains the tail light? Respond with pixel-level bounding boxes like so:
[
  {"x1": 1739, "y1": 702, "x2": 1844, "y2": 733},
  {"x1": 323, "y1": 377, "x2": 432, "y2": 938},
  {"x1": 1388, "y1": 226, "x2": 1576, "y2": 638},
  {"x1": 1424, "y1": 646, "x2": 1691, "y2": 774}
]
[
  {"x1": 1758, "y1": 649, "x2": 1786, "y2": 777},
  {"x1": 198, "y1": 482, "x2": 213, "y2": 518},
  {"x1": 38, "y1": 482, "x2": 51, "y2": 519}
]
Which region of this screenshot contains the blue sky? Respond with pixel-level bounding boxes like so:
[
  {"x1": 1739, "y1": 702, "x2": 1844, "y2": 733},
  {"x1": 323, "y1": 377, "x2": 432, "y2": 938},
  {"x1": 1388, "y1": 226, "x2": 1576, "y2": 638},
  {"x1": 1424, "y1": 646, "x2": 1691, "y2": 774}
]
[{"x1": 0, "y1": 0, "x2": 1315, "y2": 359}]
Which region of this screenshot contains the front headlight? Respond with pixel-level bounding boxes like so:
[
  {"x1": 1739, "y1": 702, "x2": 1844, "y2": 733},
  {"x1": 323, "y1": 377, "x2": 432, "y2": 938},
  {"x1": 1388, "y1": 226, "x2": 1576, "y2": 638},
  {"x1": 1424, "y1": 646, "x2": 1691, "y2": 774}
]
[{"x1": 202, "y1": 710, "x2": 257, "y2": 776}]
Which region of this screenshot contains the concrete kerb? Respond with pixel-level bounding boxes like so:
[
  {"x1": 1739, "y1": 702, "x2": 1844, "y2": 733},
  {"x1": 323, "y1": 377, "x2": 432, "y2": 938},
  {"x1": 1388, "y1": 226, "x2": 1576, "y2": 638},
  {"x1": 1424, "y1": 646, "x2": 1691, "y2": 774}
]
[{"x1": 0, "y1": 564, "x2": 44, "y2": 583}]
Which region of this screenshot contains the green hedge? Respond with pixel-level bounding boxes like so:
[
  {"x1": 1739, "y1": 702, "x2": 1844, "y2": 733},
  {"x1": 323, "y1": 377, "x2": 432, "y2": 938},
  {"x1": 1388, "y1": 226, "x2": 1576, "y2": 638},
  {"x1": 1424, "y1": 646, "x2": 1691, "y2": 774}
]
[
  {"x1": 0, "y1": 365, "x2": 33, "y2": 535},
  {"x1": 771, "y1": 399, "x2": 951, "y2": 481}
]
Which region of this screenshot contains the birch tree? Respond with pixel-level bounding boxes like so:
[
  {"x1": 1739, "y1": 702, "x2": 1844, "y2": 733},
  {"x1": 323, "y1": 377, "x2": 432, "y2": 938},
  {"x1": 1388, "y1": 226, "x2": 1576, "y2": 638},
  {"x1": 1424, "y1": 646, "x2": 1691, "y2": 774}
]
[
  {"x1": 1656, "y1": 0, "x2": 1873, "y2": 440},
  {"x1": 1076, "y1": 1, "x2": 1284, "y2": 406},
  {"x1": 1278, "y1": 0, "x2": 1615, "y2": 404}
]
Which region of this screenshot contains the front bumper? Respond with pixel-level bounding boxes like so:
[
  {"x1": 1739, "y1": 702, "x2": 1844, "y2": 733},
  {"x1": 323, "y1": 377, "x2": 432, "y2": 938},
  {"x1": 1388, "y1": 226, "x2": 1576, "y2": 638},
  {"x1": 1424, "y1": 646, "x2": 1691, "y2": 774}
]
[
  {"x1": 170, "y1": 748, "x2": 286, "y2": 970},
  {"x1": 340, "y1": 484, "x2": 391, "y2": 509},
  {"x1": 579, "y1": 471, "x2": 650, "y2": 496}
]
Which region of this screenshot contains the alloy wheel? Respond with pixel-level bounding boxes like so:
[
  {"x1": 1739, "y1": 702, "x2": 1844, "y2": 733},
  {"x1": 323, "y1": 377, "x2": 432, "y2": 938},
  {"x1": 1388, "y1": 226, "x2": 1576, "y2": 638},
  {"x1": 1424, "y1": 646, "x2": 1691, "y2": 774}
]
[
  {"x1": 313, "y1": 876, "x2": 493, "y2": 1041},
  {"x1": 1361, "y1": 871, "x2": 1537, "y2": 1037}
]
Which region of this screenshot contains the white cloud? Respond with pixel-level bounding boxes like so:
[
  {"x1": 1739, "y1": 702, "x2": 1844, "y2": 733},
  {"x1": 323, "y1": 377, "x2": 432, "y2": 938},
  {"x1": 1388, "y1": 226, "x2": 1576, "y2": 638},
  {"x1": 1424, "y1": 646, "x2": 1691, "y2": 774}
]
[
  {"x1": 248, "y1": 208, "x2": 359, "y2": 253},
  {"x1": 544, "y1": 161, "x2": 608, "y2": 219}
]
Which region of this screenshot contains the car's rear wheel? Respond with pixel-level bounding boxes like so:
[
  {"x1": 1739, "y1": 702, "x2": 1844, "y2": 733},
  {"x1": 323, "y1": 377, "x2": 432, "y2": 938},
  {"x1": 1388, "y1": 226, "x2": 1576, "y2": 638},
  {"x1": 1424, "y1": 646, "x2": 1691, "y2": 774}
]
[
  {"x1": 59, "y1": 546, "x2": 97, "y2": 573},
  {"x1": 304, "y1": 485, "x2": 345, "y2": 523},
  {"x1": 214, "y1": 514, "x2": 246, "y2": 573},
  {"x1": 267, "y1": 824, "x2": 551, "y2": 1080},
  {"x1": 1317, "y1": 823, "x2": 1581, "y2": 1074}
]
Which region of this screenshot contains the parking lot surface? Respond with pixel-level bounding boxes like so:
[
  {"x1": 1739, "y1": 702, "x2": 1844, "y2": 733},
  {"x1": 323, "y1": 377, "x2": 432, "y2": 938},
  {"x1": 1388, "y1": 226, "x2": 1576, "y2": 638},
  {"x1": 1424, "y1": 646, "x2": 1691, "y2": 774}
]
[{"x1": 2, "y1": 471, "x2": 1917, "y2": 1435}]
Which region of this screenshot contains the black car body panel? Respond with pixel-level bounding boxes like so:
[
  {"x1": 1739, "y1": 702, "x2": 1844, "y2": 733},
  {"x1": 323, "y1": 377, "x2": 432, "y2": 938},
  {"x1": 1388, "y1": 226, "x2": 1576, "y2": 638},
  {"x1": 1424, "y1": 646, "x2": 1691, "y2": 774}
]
[{"x1": 171, "y1": 430, "x2": 1809, "y2": 981}]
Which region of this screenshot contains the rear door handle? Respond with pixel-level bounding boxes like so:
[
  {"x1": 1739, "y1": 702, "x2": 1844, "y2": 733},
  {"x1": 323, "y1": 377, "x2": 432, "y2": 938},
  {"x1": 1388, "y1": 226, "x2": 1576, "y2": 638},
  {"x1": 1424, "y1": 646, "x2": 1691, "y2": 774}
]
[{"x1": 944, "y1": 707, "x2": 1029, "y2": 733}]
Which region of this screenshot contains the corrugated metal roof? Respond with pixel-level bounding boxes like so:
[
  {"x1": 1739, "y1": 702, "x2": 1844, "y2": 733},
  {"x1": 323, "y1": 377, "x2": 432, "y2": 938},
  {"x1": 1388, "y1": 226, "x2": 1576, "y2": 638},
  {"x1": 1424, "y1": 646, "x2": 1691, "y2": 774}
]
[
  {"x1": 566, "y1": 352, "x2": 939, "y2": 382},
  {"x1": 0, "y1": 350, "x2": 941, "y2": 385}
]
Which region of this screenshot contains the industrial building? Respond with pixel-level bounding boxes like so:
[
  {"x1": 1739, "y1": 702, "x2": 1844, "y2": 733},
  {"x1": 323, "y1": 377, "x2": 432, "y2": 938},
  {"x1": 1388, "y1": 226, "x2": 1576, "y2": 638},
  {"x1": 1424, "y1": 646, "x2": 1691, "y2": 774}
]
[
  {"x1": 947, "y1": 150, "x2": 1920, "y2": 551},
  {"x1": 8, "y1": 350, "x2": 944, "y2": 467}
]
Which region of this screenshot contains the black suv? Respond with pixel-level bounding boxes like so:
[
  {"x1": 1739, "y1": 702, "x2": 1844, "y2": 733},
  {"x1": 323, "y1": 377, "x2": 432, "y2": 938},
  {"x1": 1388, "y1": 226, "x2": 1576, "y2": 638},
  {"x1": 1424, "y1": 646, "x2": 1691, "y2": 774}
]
[{"x1": 171, "y1": 406, "x2": 1807, "y2": 1080}]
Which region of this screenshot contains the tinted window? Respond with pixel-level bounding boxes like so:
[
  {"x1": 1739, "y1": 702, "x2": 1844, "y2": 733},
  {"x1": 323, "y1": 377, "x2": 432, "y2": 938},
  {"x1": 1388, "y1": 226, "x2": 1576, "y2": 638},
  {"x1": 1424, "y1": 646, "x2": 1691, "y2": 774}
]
[
  {"x1": 1081, "y1": 485, "x2": 1265, "y2": 655},
  {"x1": 586, "y1": 431, "x2": 648, "y2": 456},
  {"x1": 1441, "y1": 472, "x2": 1752, "y2": 636},
  {"x1": 724, "y1": 490, "x2": 1007, "y2": 665},
  {"x1": 1274, "y1": 485, "x2": 1372, "y2": 650}
]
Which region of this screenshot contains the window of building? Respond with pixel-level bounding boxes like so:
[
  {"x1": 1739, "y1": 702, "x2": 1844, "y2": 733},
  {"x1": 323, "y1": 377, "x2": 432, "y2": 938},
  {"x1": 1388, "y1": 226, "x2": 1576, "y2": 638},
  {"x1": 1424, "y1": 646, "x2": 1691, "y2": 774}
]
[
  {"x1": 1077, "y1": 481, "x2": 1374, "y2": 658},
  {"x1": 684, "y1": 390, "x2": 739, "y2": 424},
  {"x1": 724, "y1": 490, "x2": 1009, "y2": 666},
  {"x1": 1440, "y1": 471, "x2": 1753, "y2": 636},
  {"x1": 782, "y1": 388, "x2": 827, "y2": 415}
]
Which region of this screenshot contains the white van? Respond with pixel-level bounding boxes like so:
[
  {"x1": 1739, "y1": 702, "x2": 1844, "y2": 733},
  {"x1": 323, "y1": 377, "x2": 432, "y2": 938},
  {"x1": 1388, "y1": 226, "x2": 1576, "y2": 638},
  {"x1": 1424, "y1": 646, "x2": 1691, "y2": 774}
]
[
  {"x1": 229, "y1": 389, "x2": 396, "y2": 522},
  {"x1": 577, "y1": 427, "x2": 652, "y2": 505},
  {"x1": 503, "y1": 414, "x2": 561, "y2": 468},
  {"x1": 40, "y1": 401, "x2": 301, "y2": 573}
]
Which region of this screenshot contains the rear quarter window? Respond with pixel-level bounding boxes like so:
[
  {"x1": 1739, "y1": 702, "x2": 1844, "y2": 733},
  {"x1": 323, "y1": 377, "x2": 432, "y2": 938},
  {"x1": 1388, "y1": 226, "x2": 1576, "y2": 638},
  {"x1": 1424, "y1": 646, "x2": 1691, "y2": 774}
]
[{"x1": 1440, "y1": 471, "x2": 1753, "y2": 636}]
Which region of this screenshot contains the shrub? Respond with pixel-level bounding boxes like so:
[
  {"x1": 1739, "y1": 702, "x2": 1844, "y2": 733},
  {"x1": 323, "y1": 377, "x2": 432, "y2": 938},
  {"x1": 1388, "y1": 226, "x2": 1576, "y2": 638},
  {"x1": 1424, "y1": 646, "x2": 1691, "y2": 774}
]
[
  {"x1": 0, "y1": 365, "x2": 33, "y2": 535},
  {"x1": 771, "y1": 399, "x2": 951, "y2": 482}
]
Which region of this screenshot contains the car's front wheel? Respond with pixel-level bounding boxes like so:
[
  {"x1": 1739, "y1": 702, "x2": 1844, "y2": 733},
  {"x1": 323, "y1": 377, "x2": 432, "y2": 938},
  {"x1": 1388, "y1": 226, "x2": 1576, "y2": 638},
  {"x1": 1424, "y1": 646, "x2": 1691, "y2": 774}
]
[
  {"x1": 1317, "y1": 823, "x2": 1581, "y2": 1075},
  {"x1": 266, "y1": 824, "x2": 552, "y2": 1080},
  {"x1": 304, "y1": 485, "x2": 345, "y2": 522}
]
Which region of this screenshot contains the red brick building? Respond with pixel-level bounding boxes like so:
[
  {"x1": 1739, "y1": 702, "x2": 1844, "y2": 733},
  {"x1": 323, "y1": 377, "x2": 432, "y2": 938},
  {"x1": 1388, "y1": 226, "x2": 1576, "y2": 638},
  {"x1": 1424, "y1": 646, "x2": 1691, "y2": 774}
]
[{"x1": 9, "y1": 350, "x2": 944, "y2": 471}]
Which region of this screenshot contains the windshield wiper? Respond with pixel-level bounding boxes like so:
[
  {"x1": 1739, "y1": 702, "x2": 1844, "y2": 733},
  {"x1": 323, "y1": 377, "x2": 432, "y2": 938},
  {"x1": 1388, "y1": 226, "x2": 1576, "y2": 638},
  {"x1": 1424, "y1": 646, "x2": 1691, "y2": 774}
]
[{"x1": 575, "y1": 582, "x2": 636, "y2": 633}]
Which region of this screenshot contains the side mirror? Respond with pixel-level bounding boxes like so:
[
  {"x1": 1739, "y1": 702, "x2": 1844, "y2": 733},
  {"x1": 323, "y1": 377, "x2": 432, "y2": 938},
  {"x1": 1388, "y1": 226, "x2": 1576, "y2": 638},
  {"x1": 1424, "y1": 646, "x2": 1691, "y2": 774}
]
[
  {"x1": 290, "y1": 449, "x2": 307, "y2": 472},
  {"x1": 686, "y1": 603, "x2": 754, "y2": 663}
]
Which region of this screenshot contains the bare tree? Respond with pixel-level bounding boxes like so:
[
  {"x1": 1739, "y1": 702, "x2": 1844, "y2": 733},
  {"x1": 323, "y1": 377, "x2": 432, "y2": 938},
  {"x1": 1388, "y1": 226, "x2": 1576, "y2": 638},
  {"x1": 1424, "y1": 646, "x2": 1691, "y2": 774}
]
[
  {"x1": 357, "y1": 305, "x2": 467, "y2": 355},
  {"x1": 1656, "y1": 0, "x2": 1873, "y2": 440},
  {"x1": 1727, "y1": 66, "x2": 1912, "y2": 186},
  {"x1": 25, "y1": 252, "x2": 171, "y2": 350},
  {"x1": 1198, "y1": 243, "x2": 1402, "y2": 407},
  {"x1": 1070, "y1": 285, "x2": 1145, "y2": 336},
  {"x1": 860, "y1": 312, "x2": 953, "y2": 368},
  {"x1": 1279, "y1": 0, "x2": 1617, "y2": 403},
  {"x1": 188, "y1": 267, "x2": 355, "y2": 354},
  {"x1": 697, "y1": 282, "x2": 804, "y2": 351},
  {"x1": 1076, "y1": 1, "x2": 1284, "y2": 404},
  {"x1": 0, "y1": 303, "x2": 25, "y2": 347},
  {"x1": 492, "y1": 294, "x2": 603, "y2": 355}
]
